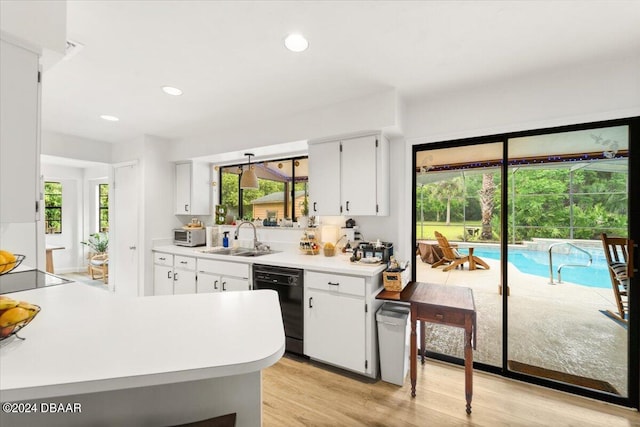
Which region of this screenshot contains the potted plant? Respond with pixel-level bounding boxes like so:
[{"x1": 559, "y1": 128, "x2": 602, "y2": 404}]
[
  {"x1": 298, "y1": 194, "x2": 309, "y2": 228},
  {"x1": 81, "y1": 232, "x2": 109, "y2": 254}
]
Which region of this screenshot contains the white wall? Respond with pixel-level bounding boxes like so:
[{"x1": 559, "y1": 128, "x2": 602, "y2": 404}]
[
  {"x1": 0, "y1": 0, "x2": 66, "y2": 54},
  {"x1": 404, "y1": 54, "x2": 640, "y2": 142},
  {"x1": 112, "y1": 135, "x2": 181, "y2": 295},
  {"x1": 170, "y1": 89, "x2": 401, "y2": 160},
  {"x1": 42, "y1": 131, "x2": 113, "y2": 164}
]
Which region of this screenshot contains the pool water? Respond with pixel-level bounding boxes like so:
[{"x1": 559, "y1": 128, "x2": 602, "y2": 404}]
[{"x1": 459, "y1": 246, "x2": 611, "y2": 288}]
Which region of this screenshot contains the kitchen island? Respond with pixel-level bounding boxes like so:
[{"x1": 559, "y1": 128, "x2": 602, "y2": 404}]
[{"x1": 0, "y1": 283, "x2": 285, "y2": 426}]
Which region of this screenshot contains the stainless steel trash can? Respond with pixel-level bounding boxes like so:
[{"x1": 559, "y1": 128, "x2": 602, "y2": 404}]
[{"x1": 376, "y1": 302, "x2": 410, "y2": 385}]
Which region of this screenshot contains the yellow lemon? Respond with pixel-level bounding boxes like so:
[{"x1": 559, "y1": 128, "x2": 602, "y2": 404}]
[
  {"x1": 0, "y1": 250, "x2": 16, "y2": 273},
  {"x1": 0, "y1": 296, "x2": 19, "y2": 310},
  {"x1": 0, "y1": 306, "x2": 31, "y2": 328}
]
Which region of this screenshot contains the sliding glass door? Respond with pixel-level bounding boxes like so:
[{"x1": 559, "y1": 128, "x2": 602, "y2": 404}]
[
  {"x1": 506, "y1": 125, "x2": 629, "y2": 397},
  {"x1": 415, "y1": 142, "x2": 503, "y2": 368},
  {"x1": 413, "y1": 118, "x2": 637, "y2": 407}
]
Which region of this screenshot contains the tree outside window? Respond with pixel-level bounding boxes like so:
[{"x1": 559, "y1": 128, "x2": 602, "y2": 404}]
[
  {"x1": 219, "y1": 157, "x2": 308, "y2": 223},
  {"x1": 44, "y1": 181, "x2": 62, "y2": 234},
  {"x1": 98, "y1": 183, "x2": 109, "y2": 232}
]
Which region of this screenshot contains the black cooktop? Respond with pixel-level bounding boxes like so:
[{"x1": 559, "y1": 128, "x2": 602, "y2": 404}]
[{"x1": 0, "y1": 269, "x2": 73, "y2": 294}]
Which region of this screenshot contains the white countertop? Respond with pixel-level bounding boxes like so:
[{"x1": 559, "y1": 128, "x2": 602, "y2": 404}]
[
  {"x1": 154, "y1": 245, "x2": 387, "y2": 277},
  {"x1": 0, "y1": 283, "x2": 285, "y2": 402}
]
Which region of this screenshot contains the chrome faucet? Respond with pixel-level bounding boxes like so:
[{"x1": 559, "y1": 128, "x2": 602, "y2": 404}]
[{"x1": 234, "y1": 221, "x2": 260, "y2": 251}]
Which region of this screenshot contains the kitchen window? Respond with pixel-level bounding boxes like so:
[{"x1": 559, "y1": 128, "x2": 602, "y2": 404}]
[
  {"x1": 219, "y1": 156, "x2": 308, "y2": 223},
  {"x1": 98, "y1": 183, "x2": 109, "y2": 232},
  {"x1": 44, "y1": 181, "x2": 62, "y2": 234}
]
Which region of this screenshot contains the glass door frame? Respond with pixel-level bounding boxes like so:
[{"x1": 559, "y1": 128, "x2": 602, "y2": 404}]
[{"x1": 411, "y1": 116, "x2": 639, "y2": 409}]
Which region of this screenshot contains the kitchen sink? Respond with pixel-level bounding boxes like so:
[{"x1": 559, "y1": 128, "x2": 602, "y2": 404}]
[
  {"x1": 233, "y1": 249, "x2": 280, "y2": 257},
  {"x1": 198, "y1": 247, "x2": 279, "y2": 257}
]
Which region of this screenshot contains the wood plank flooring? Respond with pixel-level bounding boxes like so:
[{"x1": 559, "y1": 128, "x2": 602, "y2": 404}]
[{"x1": 262, "y1": 355, "x2": 640, "y2": 426}]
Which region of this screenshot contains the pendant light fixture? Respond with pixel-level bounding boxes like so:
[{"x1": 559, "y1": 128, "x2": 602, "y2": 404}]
[{"x1": 239, "y1": 153, "x2": 259, "y2": 189}]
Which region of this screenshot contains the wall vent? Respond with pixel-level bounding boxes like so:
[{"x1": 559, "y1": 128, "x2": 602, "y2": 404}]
[{"x1": 64, "y1": 39, "x2": 84, "y2": 60}]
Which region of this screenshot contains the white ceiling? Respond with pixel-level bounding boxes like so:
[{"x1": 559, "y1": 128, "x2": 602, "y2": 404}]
[{"x1": 40, "y1": 1, "x2": 640, "y2": 145}]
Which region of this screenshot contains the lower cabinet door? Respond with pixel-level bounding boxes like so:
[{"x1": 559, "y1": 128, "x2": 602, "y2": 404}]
[
  {"x1": 221, "y1": 276, "x2": 250, "y2": 292},
  {"x1": 154, "y1": 265, "x2": 174, "y2": 295},
  {"x1": 197, "y1": 271, "x2": 221, "y2": 293},
  {"x1": 304, "y1": 289, "x2": 366, "y2": 373},
  {"x1": 173, "y1": 269, "x2": 196, "y2": 294}
]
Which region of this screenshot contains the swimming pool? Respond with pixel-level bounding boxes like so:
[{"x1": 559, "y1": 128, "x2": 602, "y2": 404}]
[{"x1": 458, "y1": 246, "x2": 611, "y2": 288}]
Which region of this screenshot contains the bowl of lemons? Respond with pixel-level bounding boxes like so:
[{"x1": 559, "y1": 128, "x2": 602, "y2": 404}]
[
  {"x1": 0, "y1": 250, "x2": 25, "y2": 275},
  {"x1": 0, "y1": 297, "x2": 40, "y2": 341}
]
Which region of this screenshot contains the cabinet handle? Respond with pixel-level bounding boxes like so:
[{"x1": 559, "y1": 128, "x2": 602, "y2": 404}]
[
  {"x1": 313, "y1": 202, "x2": 317, "y2": 212},
  {"x1": 435, "y1": 313, "x2": 444, "y2": 321},
  {"x1": 346, "y1": 201, "x2": 350, "y2": 211},
  {"x1": 159, "y1": 257, "x2": 166, "y2": 261},
  {"x1": 222, "y1": 281, "x2": 227, "y2": 291},
  {"x1": 180, "y1": 261, "x2": 187, "y2": 264},
  {"x1": 308, "y1": 297, "x2": 313, "y2": 308},
  {"x1": 214, "y1": 280, "x2": 219, "y2": 290},
  {"x1": 167, "y1": 271, "x2": 172, "y2": 279},
  {"x1": 328, "y1": 281, "x2": 339, "y2": 286},
  {"x1": 173, "y1": 272, "x2": 178, "y2": 280},
  {"x1": 184, "y1": 204, "x2": 189, "y2": 212}
]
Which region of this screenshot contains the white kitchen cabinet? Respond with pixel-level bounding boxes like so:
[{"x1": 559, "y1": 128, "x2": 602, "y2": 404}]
[
  {"x1": 307, "y1": 140, "x2": 341, "y2": 215},
  {"x1": 196, "y1": 271, "x2": 222, "y2": 293},
  {"x1": 305, "y1": 288, "x2": 366, "y2": 373},
  {"x1": 0, "y1": 40, "x2": 40, "y2": 224},
  {"x1": 173, "y1": 255, "x2": 197, "y2": 294},
  {"x1": 308, "y1": 133, "x2": 389, "y2": 216},
  {"x1": 0, "y1": 40, "x2": 41, "y2": 268},
  {"x1": 304, "y1": 270, "x2": 376, "y2": 376},
  {"x1": 220, "y1": 276, "x2": 250, "y2": 292},
  {"x1": 175, "y1": 161, "x2": 211, "y2": 216},
  {"x1": 153, "y1": 253, "x2": 197, "y2": 295},
  {"x1": 196, "y1": 258, "x2": 250, "y2": 293},
  {"x1": 154, "y1": 264, "x2": 174, "y2": 295}
]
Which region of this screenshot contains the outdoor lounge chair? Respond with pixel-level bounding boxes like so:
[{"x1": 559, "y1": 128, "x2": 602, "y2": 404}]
[
  {"x1": 431, "y1": 231, "x2": 490, "y2": 272},
  {"x1": 601, "y1": 233, "x2": 634, "y2": 324}
]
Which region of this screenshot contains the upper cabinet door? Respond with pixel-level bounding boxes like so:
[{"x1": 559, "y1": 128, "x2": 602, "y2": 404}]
[
  {"x1": 0, "y1": 40, "x2": 39, "y2": 223},
  {"x1": 341, "y1": 135, "x2": 378, "y2": 216},
  {"x1": 308, "y1": 141, "x2": 342, "y2": 216},
  {"x1": 175, "y1": 163, "x2": 191, "y2": 215},
  {"x1": 175, "y1": 162, "x2": 211, "y2": 216}
]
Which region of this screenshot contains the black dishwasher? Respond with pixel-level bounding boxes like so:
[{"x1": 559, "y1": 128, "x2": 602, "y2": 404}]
[{"x1": 253, "y1": 264, "x2": 304, "y2": 355}]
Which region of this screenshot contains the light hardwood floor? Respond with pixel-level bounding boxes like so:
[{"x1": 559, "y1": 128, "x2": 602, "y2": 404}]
[{"x1": 263, "y1": 355, "x2": 640, "y2": 426}]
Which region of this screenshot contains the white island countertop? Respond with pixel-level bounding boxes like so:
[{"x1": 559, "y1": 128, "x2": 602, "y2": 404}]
[{"x1": 0, "y1": 283, "x2": 285, "y2": 402}]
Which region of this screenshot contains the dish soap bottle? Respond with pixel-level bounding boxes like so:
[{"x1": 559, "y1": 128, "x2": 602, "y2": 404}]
[{"x1": 222, "y1": 231, "x2": 230, "y2": 248}]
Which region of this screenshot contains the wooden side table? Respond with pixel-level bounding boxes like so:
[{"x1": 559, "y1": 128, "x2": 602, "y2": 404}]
[
  {"x1": 45, "y1": 245, "x2": 65, "y2": 274},
  {"x1": 377, "y1": 281, "x2": 476, "y2": 414}
]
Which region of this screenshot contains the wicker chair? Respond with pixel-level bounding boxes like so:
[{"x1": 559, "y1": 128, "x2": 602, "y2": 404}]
[{"x1": 89, "y1": 253, "x2": 109, "y2": 284}]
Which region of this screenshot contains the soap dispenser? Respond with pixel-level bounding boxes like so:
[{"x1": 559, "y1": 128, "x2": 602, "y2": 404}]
[{"x1": 222, "y1": 231, "x2": 230, "y2": 248}]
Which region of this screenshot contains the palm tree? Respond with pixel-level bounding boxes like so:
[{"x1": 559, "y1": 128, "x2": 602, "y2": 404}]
[
  {"x1": 479, "y1": 173, "x2": 496, "y2": 239},
  {"x1": 434, "y1": 178, "x2": 463, "y2": 225}
]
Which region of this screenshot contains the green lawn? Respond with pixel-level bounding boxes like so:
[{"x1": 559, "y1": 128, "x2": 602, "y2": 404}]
[{"x1": 415, "y1": 221, "x2": 482, "y2": 241}]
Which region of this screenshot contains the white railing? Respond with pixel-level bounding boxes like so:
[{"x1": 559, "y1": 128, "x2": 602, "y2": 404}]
[{"x1": 548, "y1": 242, "x2": 593, "y2": 284}]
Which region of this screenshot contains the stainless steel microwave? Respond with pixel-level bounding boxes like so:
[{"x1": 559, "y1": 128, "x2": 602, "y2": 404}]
[{"x1": 173, "y1": 228, "x2": 206, "y2": 247}]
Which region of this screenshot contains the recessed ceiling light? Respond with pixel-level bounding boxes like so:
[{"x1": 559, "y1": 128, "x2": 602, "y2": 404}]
[
  {"x1": 100, "y1": 115, "x2": 119, "y2": 122},
  {"x1": 284, "y1": 34, "x2": 308, "y2": 52},
  {"x1": 162, "y1": 86, "x2": 183, "y2": 96}
]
